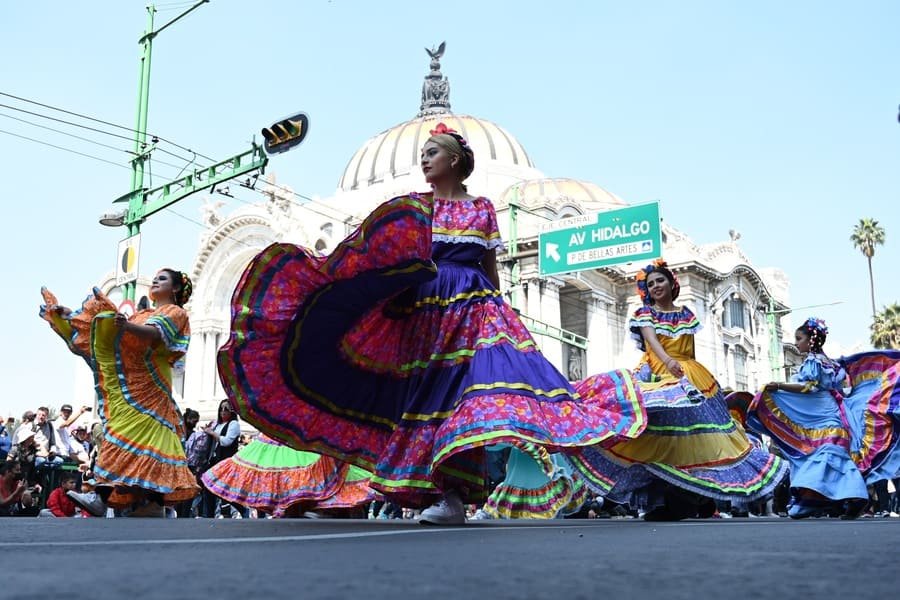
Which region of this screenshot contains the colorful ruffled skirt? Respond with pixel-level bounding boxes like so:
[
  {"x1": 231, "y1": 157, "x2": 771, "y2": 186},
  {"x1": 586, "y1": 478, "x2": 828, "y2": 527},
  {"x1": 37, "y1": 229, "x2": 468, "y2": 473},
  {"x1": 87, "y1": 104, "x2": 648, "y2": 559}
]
[
  {"x1": 569, "y1": 364, "x2": 787, "y2": 504},
  {"x1": 39, "y1": 288, "x2": 198, "y2": 507},
  {"x1": 480, "y1": 443, "x2": 588, "y2": 519},
  {"x1": 840, "y1": 351, "x2": 900, "y2": 483},
  {"x1": 201, "y1": 435, "x2": 373, "y2": 516},
  {"x1": 218, "y1": 194, "x2": 646, "y2": 507},
  {"x1": 747, "y1": 350, "x2": 900, "y2": 500}
]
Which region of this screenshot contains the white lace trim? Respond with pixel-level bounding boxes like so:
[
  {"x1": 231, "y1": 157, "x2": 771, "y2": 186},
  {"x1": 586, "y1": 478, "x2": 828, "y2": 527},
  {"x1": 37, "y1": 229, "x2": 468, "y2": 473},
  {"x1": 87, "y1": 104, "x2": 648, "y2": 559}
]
[{"x1": 432, "y1": 233, "x2": 505, "y2": 251}]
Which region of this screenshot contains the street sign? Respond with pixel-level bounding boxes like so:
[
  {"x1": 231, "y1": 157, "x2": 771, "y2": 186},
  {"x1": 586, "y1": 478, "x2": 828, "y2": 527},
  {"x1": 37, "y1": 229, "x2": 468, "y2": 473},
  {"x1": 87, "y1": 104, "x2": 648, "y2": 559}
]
[
  {"x1": 538, "y1": 202, "x2": 661, "y2": 276},
  {"x1": 116, "y1": 233, "x2": 141, "y2": 286}
]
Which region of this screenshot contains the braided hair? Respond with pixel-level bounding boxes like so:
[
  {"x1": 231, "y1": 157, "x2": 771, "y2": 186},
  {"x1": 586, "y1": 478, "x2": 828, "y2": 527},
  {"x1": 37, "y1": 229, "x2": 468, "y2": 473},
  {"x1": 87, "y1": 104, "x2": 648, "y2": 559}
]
[
  {"x1": 797, "y1": 317, "x2": 828, "y2": 353},
  {"x1": 160, "y1": 268, "x2": 193, "y2": 307}
]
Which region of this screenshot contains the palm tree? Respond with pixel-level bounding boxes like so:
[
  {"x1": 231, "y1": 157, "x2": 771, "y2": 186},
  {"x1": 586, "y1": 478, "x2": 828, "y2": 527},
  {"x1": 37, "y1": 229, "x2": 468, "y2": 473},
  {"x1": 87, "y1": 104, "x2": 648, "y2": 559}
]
[
  {"x1": 850, "y1": 218, "x2": 886, "y2": 318},
  {"x1": 871, "y1": 303, "x2": 900, "y2": 350}
]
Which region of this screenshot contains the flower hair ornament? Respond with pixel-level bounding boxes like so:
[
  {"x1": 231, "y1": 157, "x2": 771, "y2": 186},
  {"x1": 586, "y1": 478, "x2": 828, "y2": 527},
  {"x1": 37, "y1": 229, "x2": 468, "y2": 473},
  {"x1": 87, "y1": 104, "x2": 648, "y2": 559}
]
[
  {"x1": 429, "y1": 122, "x2": 470, "y2": 148},
  {"x1": 427, "y1": 122, "x2": 475, "y2": 179},
  {"x1": 635, "y1": 258, "x2": 679, "y2": 305},
  {"x1": 803, "y1": 316, "x2": 828, "y2": 352}
]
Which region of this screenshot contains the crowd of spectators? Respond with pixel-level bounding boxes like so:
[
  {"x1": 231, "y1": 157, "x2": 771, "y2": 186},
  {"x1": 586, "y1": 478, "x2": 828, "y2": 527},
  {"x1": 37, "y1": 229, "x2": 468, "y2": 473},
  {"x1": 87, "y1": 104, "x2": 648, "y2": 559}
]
[
  {"x1": 1, "y1": 404, "x2": 98, "y2": 517},
  {"x1": 3, "y1": 401, "x2": 898, "y2": 519}
]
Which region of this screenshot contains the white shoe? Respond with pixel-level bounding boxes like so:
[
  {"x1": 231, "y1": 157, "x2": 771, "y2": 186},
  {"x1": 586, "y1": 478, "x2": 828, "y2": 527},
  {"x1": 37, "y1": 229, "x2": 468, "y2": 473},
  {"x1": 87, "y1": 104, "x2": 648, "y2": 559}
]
[
  {"x1": 470, "y1": 508, "x2": 492, "y2": 521},
  {"x1": 67, "y1": 491, "x2": 107, "y2": 517},
  {"x1": 418, "y1": 491, "x2": 466, "y2": 525}
]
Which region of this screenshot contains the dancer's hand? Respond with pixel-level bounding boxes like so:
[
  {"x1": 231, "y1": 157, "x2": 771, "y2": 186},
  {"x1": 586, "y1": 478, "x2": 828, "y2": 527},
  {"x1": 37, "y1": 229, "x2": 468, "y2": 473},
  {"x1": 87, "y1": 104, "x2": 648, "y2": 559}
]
[
  {"x1": 114, "y1": 313, "x2": 129, "y2": 329},
  {"x1": 764, "y1": 382, "x2": 780, "y2": 392},
  {"x1": 664, "y1": 358, "x2": 683, "y2": 378}
]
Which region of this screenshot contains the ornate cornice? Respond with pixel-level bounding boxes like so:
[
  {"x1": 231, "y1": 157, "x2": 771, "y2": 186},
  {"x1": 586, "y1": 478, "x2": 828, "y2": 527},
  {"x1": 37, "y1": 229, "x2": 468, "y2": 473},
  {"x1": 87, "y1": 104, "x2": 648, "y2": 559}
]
[{"x1": 191, "y1": 214, "x2": 272, "y2": 282}]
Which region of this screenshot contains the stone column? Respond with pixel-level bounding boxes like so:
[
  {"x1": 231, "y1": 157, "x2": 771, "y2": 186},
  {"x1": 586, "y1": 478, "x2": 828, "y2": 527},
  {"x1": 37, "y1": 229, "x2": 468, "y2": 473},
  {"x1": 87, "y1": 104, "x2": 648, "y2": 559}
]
[
  {"x1": 540, "y1": 278, "x2": 565, "y2": 371},
  {"x1": 724, "y1": 344, "x2": 736, "y2": 391},
  {"x1": 201, "y1": 330, "x2": 218, "y2": 401},
  {"x1": 585, "y1": 291, "x2": 614, "y2": 373},
  {"x1": 182, "y1": 330, "x2": 204, "y2": 406}
]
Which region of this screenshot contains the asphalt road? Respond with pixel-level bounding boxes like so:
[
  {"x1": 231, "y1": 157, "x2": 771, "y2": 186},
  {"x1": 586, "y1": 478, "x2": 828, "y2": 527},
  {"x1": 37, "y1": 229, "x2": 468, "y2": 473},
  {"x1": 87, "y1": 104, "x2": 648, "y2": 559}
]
[{"x1": 3, "y1": 517, "x2": 897, "y2": 599}]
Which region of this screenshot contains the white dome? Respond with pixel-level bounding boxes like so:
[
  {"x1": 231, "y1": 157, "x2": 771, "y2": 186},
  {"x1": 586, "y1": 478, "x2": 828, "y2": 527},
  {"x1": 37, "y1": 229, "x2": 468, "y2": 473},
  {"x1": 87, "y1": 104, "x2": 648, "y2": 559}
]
[
  {"x1": 498, "y1": 178, "x2": 628, "y2": 211},
  {"x1": 339, "y1": 114, "x2": 535, "y2": 192}
]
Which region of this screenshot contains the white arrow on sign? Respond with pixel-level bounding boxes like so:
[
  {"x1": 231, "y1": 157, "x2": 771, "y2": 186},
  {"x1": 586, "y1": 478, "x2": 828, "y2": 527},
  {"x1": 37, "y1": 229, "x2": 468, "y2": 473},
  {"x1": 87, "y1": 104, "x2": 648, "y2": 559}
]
[{"x1": 546, "y1": 242, "x2": 561, "y2": 262}]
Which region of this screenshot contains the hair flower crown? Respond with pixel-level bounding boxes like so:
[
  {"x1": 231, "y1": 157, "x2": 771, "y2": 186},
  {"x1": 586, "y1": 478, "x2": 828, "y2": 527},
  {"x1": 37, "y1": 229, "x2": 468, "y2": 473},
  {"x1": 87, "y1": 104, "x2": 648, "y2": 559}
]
[
  {"x1": 635, "y1": 258, "x2": 678, "y2": 305},
  {"x1": 804, "y1": 316, "x2": 828, "y2": 337}
]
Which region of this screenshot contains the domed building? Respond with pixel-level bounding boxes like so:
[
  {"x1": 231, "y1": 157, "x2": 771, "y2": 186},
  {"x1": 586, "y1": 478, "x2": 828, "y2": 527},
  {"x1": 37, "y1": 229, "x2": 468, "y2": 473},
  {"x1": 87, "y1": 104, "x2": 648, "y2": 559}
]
[{"x1": 80, "y1": 44, "x2": 796, "y2": 422}]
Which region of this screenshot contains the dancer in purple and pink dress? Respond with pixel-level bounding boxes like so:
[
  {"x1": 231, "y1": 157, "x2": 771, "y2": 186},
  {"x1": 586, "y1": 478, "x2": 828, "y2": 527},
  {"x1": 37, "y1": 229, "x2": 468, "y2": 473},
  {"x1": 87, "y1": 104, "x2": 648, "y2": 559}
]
[{"x1": 218, "y1": 122, "x2": 647, "y2": 524}]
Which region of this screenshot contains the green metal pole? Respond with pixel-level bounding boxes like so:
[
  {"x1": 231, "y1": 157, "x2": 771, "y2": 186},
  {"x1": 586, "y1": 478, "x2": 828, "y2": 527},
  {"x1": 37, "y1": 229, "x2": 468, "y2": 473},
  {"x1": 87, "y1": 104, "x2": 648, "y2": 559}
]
[
  {"x1": 508, "y1": 185, "x2": 519, "y2": 310},
  {"x1": 124, "y1": 5, "x2": 156, "y2": 301}
]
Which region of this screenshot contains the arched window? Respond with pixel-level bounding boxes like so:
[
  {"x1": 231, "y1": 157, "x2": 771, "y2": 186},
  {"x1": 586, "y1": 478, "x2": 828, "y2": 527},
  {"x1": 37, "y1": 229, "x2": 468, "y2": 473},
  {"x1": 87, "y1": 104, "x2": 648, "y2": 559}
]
[{"x1": 724, "y1": 298, "x2": 746, "y2": 330}]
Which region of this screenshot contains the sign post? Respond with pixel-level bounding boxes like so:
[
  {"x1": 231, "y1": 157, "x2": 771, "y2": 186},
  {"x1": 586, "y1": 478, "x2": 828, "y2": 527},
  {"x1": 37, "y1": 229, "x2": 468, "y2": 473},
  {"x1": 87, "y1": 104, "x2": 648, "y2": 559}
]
[
  {"x1": 116, "y1": 233, "x2": 141, "y2": 287},
  {"x1": 538, "y1": 202, "x2": 661, "y2": 276}
]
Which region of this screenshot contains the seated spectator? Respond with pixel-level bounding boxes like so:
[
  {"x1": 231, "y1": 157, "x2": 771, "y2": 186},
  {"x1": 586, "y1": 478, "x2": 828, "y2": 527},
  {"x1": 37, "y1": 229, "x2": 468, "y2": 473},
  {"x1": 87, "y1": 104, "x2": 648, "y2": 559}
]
[
  {"x1": 12, "y1": 411, "x2": 36, "y2": 448},
  {"x1": 39, "y1": 472, "x2": 78, "y2": 518},
  {"x1": 8, "y1": 427, "x2": 37, "y2": 472},
  {"x1": 0, "y1": 461, "x2": 41, "y2": 517},
  {"x1": 32, "y1": 407, "x2": 64, "y2": 470}
]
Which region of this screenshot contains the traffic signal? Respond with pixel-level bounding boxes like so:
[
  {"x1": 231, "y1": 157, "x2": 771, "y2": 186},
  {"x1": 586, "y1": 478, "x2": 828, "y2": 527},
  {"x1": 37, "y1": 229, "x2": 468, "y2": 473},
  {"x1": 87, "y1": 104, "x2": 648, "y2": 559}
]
[{"x1": 261, "y1": 112, "x2": 309, "y2": 154}]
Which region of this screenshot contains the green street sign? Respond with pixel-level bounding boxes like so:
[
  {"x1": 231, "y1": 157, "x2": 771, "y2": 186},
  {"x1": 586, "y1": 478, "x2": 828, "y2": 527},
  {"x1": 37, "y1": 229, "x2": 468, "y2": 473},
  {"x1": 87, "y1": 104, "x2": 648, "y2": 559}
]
[{"x1": 538, "y1": 202, "x2": 661, "y2": 276}]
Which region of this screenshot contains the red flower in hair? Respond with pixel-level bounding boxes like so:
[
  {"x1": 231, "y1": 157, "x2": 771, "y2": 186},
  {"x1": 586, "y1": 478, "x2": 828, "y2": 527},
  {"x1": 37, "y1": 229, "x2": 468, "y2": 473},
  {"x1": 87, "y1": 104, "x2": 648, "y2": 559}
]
[{"x1": 429, "y1": 122, "x2": 457, "y2": 136}]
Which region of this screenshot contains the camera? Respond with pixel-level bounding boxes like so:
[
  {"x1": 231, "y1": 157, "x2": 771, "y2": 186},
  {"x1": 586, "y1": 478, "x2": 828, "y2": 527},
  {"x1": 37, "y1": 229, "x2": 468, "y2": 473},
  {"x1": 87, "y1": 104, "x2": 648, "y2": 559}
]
[{"x1": 84, "y1": 407, "x2": 93, "y2": 412}]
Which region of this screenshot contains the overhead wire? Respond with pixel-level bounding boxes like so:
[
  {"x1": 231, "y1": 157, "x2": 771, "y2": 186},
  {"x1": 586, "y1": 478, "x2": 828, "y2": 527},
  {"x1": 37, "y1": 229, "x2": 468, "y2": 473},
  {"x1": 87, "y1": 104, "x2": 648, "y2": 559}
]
[
  {"x1": 0, "y1": 101, "x2": 138, "y2": 144},
  {"x1": 0, "y1": 111, "x2": 137, "y2": 156},
  {"x1": 0, "y1": 91, "x2": 357, "y2": 222},
  {"x1": 0, "y1": 128, "x2": 133, "y2": 171},
  {"x1": 2, "y1": 92, "x2": 383, "y2": 241},
  {"x1": 0, "y1": 91, "x2": 217, "y2": 162},
  {"x1": 154, "y1": 1, "x2": 200, "y2": 11}
]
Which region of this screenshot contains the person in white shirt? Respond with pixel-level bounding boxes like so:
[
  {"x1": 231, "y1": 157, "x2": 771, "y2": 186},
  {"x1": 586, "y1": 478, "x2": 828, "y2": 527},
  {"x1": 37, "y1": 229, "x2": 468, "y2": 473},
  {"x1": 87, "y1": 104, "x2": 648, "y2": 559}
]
[{"x1": 54, "y1": 404, "x2": 90, "y2": 469}]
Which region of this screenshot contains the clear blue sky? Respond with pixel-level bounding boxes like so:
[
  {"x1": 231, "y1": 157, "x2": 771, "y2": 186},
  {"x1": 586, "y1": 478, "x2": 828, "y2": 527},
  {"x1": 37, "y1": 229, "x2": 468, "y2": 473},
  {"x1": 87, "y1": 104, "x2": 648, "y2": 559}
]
[{"x1": 1, "y1": 0, "x2": 898, "y2": 419}]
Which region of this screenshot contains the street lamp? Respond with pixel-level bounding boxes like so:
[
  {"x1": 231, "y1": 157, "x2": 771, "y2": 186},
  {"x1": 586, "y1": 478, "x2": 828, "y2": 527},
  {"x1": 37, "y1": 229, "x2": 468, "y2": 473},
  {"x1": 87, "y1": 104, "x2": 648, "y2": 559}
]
[{"x1": 98, "y1": 210, "x2": 126, "y2": 227}]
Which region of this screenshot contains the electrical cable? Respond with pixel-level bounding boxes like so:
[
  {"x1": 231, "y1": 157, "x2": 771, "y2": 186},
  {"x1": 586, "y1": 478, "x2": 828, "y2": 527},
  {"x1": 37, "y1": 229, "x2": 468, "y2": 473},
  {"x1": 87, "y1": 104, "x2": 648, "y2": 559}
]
[
  {"x1": 0, "y1": 91, "x2": 217, "y2": 162},
  {"x1": 0, "y1": 128, "x2": 132, "y2": 170}
]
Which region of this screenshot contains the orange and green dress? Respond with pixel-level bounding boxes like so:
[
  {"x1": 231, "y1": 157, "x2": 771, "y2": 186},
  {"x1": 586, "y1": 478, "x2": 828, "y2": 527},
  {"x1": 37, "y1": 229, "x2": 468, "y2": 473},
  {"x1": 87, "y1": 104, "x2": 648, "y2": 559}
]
[
  {"x1": 40, "y1": 287, "x2": 199, "y2": 508},
  {"x1": 568, "y1": 305, "x2": 787, "y2": 504}
]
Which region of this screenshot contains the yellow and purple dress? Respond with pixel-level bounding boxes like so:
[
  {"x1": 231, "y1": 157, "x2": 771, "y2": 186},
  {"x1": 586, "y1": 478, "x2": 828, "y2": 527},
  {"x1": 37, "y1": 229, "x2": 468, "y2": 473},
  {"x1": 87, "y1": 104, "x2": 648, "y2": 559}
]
[
  {"x1": 202, "y1": 434, "x2": 374, "y2": 517},
  {"x1": 568, "y1": 305, "x2": 787, "y2": 505},
  {"x1": 40, "y1": 287, "x2": 198, "y2": 508}
]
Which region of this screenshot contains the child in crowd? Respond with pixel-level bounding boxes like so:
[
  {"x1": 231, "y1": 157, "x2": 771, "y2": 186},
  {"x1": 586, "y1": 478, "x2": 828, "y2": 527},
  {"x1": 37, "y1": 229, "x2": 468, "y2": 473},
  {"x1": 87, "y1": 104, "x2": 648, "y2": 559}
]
[{"x1": 40, "y1": 472, "x2": 78, "y2": 517}]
